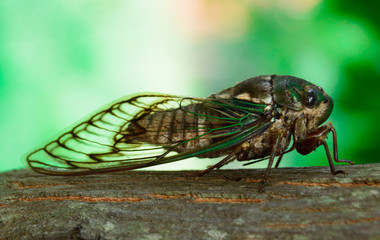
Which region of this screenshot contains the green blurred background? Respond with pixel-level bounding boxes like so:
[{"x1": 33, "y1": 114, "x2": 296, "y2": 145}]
[{"x1": 1, "y1": 0, "x2": 379, "y2": 172}]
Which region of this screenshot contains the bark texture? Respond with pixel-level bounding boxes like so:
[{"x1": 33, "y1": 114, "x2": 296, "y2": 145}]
[{"x1": 0, "y1": 163, "x2": 379, "y2": 240}]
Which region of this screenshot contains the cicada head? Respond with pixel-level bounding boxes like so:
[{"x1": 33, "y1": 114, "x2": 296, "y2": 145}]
[{"x1": 272, "y1": 75, "x2": 334, "y2": 126}]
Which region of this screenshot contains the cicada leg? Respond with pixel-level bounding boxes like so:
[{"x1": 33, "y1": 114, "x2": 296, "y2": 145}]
[
  {"x1": 296, "y1": 123, "x2": 353, "y2": 175},
  {"x1": 274, "y1": 154, "x2": 283, "y2": 168},
  {"x1": 274, "y1": 145, "x2": 296, "y2": 168},
  {"x1": 322, "y1": 126, "x2": 353, "y2": 175},
  {"x1": 258, "y1": 135, "x2": 286, "y2": 192},
  {"x1": 186, "y1": 153, "x2": 236, "y2": 177}
]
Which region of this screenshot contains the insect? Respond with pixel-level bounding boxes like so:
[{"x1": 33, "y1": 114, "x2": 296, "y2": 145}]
[{"x1": 27, "y1": 75, "x2": 353, "y2": 191}]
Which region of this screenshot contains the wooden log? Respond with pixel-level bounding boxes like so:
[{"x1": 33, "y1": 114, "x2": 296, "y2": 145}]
[{"x1": 0, "y1": 163, "x2": 379, "y2": 239}]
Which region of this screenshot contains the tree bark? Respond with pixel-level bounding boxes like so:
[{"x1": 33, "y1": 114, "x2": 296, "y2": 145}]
[{"x1": 0, "y1": 163, "x2": 379, "y2": 240}]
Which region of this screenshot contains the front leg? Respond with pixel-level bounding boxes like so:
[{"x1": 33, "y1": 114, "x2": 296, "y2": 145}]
[{"x1": 295, "y1": 122, "x2": 353, "y2": 175}]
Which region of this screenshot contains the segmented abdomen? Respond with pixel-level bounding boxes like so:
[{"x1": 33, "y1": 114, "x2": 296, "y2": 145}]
[{"x1": 123, "y1": 104, "x2": 213, "y2": 152}]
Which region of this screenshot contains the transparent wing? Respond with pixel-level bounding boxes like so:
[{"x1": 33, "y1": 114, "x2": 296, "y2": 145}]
[{"x1": 27, "y1": 93, "x2": 270, "y2": 175}]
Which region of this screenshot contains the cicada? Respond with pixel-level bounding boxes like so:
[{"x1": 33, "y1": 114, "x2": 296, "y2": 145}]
[{"x1": 27, "y1": 75, "x2": 353, "y2": 191}]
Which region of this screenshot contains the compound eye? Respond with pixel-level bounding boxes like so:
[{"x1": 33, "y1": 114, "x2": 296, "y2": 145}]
[{"x1": 306, "y1": 88, "x2": 317, "y2": 107}]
